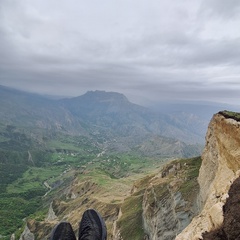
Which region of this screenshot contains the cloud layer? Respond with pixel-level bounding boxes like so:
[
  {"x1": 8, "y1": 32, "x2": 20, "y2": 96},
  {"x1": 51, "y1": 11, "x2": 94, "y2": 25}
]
[{"x1": 0, "y1": 0, "x2": 240, "y2": 105}]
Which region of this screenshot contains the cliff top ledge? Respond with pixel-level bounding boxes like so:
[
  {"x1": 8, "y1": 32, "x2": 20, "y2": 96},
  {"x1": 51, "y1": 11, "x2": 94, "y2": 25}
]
[{"x1": 218, "y1": 110, "x2": 240, "y2": 122}]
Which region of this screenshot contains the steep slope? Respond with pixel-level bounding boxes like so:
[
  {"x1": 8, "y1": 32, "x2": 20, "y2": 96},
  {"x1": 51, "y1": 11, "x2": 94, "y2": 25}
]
[
  {"x1": 141, "y1": 161, "x2": 199, "y2": 240},
  {"x1": 176, "y1": 111, "x2": 240, "y2": 240},
  {"x1": 18, "y1": 157, "x2": 201, "y2": 240}
]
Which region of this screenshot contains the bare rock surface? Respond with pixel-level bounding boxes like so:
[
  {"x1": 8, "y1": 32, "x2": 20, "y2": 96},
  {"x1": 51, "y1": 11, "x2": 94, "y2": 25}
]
[
  {"x1": 176, "y1": 112, "x2": 240, "y2": 240},
  {"x1": 202, "y1": 177, "x2": 240, "y2": 240}
]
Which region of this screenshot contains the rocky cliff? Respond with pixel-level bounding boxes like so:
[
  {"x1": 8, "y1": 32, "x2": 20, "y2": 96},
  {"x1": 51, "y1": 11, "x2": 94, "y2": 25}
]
[
  {"x1": 104, "y1": 157, "x2": 200, "y2": 240},
  {"x1": 141, "y1": 158, "x2": 200, "y2": 240},
  {"x1": 176, "y1": 111, "x2": 240, "y2": 240},
  {"x1": 19, "y1": 157, "x2": 201, "y2": 240}
]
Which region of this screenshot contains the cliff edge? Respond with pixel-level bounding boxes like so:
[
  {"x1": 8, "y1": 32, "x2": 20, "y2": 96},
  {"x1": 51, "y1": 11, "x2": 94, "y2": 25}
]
[{"x1": 176, "y1": 111, "x2": 240, "y2": 240}]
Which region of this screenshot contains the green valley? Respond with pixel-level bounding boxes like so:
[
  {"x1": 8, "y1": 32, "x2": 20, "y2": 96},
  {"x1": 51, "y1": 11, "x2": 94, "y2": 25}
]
[{"x1": 0, "y1": 87, "x2": 207, "y2": 239}]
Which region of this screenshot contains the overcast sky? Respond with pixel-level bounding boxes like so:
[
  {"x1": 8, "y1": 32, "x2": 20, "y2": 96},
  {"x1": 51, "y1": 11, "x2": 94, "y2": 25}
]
[{"x1": 0, "y1": 0, "x2": 240, "y2": 105}]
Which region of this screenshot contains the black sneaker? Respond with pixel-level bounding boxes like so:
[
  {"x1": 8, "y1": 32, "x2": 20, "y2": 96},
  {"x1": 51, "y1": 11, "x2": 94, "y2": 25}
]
[
  {"x1": 50, "y1": 222, "x2": 76, "y2": 240},
  {"x1": 78, "y1": 209, "x2": 107, "y2": 240}
]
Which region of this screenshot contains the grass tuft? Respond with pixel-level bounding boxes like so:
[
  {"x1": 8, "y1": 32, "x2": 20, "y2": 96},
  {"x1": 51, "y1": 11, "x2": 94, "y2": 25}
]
[{"x1": 219, "y1": 111, "x2": 240, "y2": 121}]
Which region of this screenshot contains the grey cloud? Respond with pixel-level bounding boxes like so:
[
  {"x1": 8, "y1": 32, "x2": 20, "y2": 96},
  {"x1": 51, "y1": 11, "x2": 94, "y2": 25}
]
[
  {"x1": 181, "y1": 38, "x2": 240, "y2": 67},
  {"x1": 0, "y1": 0, "x2": 240, "y2": 106},
  {"x1": 200, "y1": 0, "x2": 240, "y2": 19}
]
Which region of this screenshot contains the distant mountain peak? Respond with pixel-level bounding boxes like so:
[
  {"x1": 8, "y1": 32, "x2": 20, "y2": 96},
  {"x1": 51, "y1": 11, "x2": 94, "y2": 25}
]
[
  {"x1": 82, "y1": 90, "x2": 129, "y2": 103},
  {"x1": 0, "y1": 86, "x2": 207, "y2": 145}
]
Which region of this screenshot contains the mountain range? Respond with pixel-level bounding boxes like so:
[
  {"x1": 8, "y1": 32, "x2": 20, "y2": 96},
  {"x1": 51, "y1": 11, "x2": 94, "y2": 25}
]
[
  {"x1": 0, "y1": 85, "x2": 213, "y2": 158},
  {"x1": 1, "y1": 85, "x2": 237, "y2": 158}
]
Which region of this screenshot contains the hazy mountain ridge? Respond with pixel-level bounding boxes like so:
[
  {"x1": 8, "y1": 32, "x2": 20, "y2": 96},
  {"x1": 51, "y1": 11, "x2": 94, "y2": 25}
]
[
  {"x1": 0, "y1": 85, "x2": 206, "y2": 157},
  {"x1": 0, "y1": 85, "x2": 82, "y2": 133},
  {"x1": 59, "y1": 90, "x2": 206, "y2": 144}
]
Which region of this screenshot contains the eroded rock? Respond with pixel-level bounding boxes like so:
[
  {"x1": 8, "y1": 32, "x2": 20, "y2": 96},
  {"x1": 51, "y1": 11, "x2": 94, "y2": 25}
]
[{"x1": 176, "y1": 112, "x2": 240, "y2": 240}]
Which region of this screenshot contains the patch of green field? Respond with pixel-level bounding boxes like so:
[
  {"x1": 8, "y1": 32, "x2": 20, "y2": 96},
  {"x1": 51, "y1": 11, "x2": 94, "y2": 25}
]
[
  {"x1": 0, "y1": 135, "x2": 9, "y2": 142},
  {"x1": 49, "y1": 152, "x2": 95, "y2": 168},
  {"x1": 0, "y1": 160, "x2": 74, "y2": 238},
  {"x1": 47, "y1": 135, "x2": 100, "y2": 154},
  {"x1": 7, "y1": 166, "x2": 65, "y2": 194},
  {"x1": 48, "y1": 139, "x2": 81, "y2": 151},
  {"x1": 0, "y1": 196, "x2": 43, "y2": 238},
  {"x1": 96, "y1": 153, "x2": 165, "y2": 179},
  {"x1": 78, "y1": 168, "x2": 117, "y2": 186},
  {"x1": 0, "y1": 165, "x2": 50, "y2": 238}
]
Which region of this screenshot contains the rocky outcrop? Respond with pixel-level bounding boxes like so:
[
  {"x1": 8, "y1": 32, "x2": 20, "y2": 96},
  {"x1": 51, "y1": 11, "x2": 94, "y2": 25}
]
[
  {"x1": 202, "y1": 177, "x2": 240, "y2": 239},
  {"x1": 143, "y1": 187, "x2": 189, "y2": 240},
  {"x1": 176, "y1": 112, "x2": 240, "y2": 240},
  {"x1": 114, "y1": 158, "x2": 201, "y2": 240},
  {"x1": 19, "y1": 225, "x2": 34, "y2": 240},
  {"x1": 46, "y1": 202, "x2": 58, "y2": 221},
  {"x1": 142, "y1": 159, "x2": 200, "y2": 240}
]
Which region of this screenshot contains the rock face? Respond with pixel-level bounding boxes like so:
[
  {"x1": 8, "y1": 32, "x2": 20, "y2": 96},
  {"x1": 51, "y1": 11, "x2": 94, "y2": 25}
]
[
  {"x1": 176, "y1": 112, "x2": 240, "y2": 240},
  {"x1": 202, "y1": 177, "x2": 240, "y2": 240},
  {"x1": 19, "y1": 225, "x2": 34, "y2": 240},
  {"x1": 141, "y1": 160, "x2": 200, "y2": 240},
  {"x1": 46, "y1": 202, "x2": 57, "y2": 221},
  {"x1": 143, "y1": 188, "x2": 190, "y2": 240}
]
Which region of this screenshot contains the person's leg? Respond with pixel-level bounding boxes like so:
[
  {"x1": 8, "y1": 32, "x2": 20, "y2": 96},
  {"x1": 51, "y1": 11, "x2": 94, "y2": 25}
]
[
  {"x1": 50, "y1": 222, "x2": 76, "y2": 240},
  {"x1": 78, "y1": 209, "x2": 107, "y2": 240}
]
